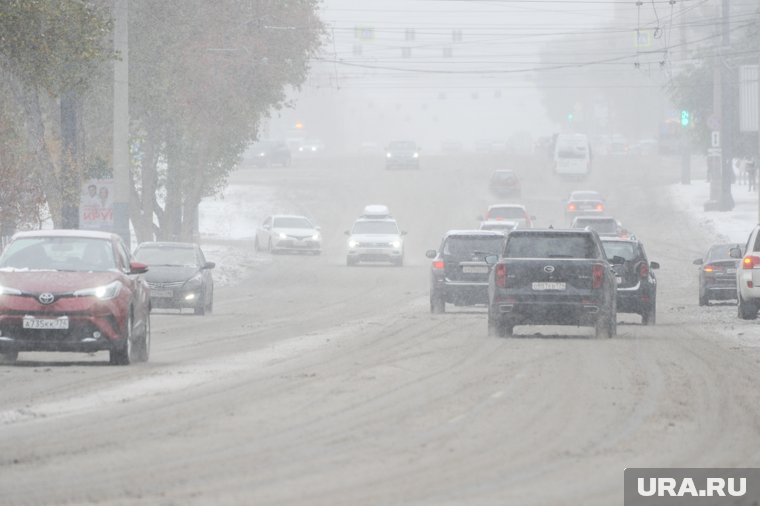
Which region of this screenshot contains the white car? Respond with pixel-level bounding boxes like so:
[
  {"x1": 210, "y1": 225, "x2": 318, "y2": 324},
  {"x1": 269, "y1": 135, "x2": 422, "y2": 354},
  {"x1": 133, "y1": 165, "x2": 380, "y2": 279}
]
[
  {"x1": 345, "y1": 216, "x2": 406, "y2": 267},
  {"x1": 479, "y1": 204, "x2": 534, "y2": 229},
  {"x1": 255, "y1": 214, "x2": 321, "y2": 255},
  {"x1": 732, "y1": 225, "x2": 760, "y2": 319},
  {"x1": 479, "y1": 220, "x2": 518, "y2": 234}
]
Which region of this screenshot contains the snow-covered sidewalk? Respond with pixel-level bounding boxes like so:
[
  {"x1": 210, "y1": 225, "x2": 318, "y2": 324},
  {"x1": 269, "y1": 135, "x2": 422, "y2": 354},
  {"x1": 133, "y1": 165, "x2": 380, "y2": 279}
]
[{"x1": 670, "y1": 177, "x2": 759, "y2": 244}]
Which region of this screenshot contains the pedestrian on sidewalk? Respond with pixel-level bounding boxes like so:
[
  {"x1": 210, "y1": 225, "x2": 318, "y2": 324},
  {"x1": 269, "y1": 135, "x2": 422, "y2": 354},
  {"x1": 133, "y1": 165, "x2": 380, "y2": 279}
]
[{"x1": 747, "y1": 159, "x2": 757, "y2": 192}]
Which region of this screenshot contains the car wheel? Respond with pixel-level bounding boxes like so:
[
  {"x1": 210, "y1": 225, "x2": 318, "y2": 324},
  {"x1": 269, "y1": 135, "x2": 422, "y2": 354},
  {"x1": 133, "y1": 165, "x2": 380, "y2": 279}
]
[
  {"x1": 738, "y1": 292, "x2": 758, "y2": 320},
  {"x1": 0, "y1": 350, "x2": 18, "y2": 365},
  {"x1": 488, "y1": 310, "x2": 511, "y2": 337},
  {"x1": 110, "y1": 312, "x2": 133, "y2": 365},
  {"x1": 134, "y1": 314, "x2": 150, "y2": 363},
  {"x1": 698, "y1": 288, "x2": 709, "y2": 307},
  {"x1": 595, "y1": 313, "x2": 615, "y2": 338},
  {"x1": 206, "y1": 289, "x2": 214, "y2": 314},
  {"x1": 642, "y1": 303, "x2": 656, "y2": 326},
  {"x1": 195, "y1": 292, "x2": 206, "y2": 316},
  {"x1": 430, "y1": 294, "x2": 445, "y2": 314}
]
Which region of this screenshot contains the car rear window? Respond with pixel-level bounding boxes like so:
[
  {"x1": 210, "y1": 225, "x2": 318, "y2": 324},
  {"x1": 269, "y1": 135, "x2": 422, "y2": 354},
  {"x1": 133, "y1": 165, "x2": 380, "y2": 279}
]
[
  {"x1": 573, "y1": 219, "x2": 617, "y2": 234},
  {"x1": 135, "y1": 247, "x2": 198, "y2": 267},
  {"x1": 707, "y1": 244, "x2": 740, "y2": 261},
  {"x1": 443, "y1": 236, "x2": 504, "y2": 258},
  {"x1": 505, "y1": 233, "x2": 599, "y2": 259},
  {"x1": 602, "y1": 241, "x2": 637, "y2": 261},
  {"x1": 488, "y1": 207, "x2": 525, "y2": 219}
]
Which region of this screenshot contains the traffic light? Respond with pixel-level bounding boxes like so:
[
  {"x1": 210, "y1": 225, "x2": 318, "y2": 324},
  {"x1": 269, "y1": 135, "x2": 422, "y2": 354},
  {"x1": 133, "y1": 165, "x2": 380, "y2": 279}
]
[
  {"x1": 567, "y1": 112, "x2": 574, "y2": 123},
  {"x1": 680, "y1": 109, "x2": 689, "y2": 127}
]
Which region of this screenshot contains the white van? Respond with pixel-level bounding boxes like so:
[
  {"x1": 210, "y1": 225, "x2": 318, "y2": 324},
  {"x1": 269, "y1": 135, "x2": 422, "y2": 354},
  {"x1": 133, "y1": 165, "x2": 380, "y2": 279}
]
[{"x1": 554, "y1": 133, "x2": 592, "y2": 178}]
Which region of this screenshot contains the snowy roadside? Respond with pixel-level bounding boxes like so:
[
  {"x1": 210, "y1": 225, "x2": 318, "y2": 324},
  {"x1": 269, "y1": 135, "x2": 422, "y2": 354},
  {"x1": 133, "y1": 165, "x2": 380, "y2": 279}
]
[
  {"x1": 668, "y1": 175, "x2": 760, "y2": 346},
  {"x1": 669, "y1": 177, "x2": 759, "y2": 244},
  {"x1": 197, "y1": 181, "x2": 277, "y2": 287}
]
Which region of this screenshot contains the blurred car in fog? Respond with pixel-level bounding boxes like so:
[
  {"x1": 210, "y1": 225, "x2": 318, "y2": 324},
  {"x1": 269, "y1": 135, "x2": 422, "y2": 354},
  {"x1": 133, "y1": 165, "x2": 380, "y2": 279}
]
[
  {"x1": 479, "y1": 220, "x2": 518, "y2": 234},
  {"x1": 251, "y1": 140, "x2": 291, "y2": 168},
  {"x1": 346, "y1": 208, "x2": 406, "y2": 266},
  {"x1": 0, "y1": 230, "x2": 151, "y2": 365},
  {"x1": 601, "y1": 237, "x2": 658, "y2": 325},
  {"x1": 385, "y1": 140, "x2": 420, "y2": 170},
  {"x1": 426, "y1": 230, "x2": 506, "y2": 313},
  {"x1": 629, "y1": 139, "x2": 659, "y2": 155},
  {"x1": 440, "y1": 140, "x2": 464, "y2": 153},
  {"x1": 255, "y1": 215, "x2": 322, "y2": 255},
  {"x1": 565, "y1": 190, "x2": 606, "y2": 220},
  {"x1": 296, "y1": 138, "x2": 325, "y2": 156},
  {"x1": 134, "y1": 242, "x2": 215, "y2": 316},
  {"x1": 479, "y1": 204, "x2": 534, "y2": 228},
  {"x1": 571, "y1": 215, "x2": 629, "y2": 238},
  {"x1": 488, "y1": 169, "x2": 521, "y2": 198},
  {"x1": 694, "y1": 243, "x2": 742, "y2": 306},
  {"x1": 730, "y1": 228, "x2": 760, "y2": 319}
]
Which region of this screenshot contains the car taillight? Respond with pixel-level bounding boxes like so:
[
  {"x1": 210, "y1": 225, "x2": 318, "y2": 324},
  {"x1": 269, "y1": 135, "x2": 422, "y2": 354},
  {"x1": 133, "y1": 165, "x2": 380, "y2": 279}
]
[
  {"x1": 592, "y1": 264, "x2": 604, "y2": 289},
  {"x1": 743, "y1": 256, "x2": 760, "y2": 269},
  {"x1": 595, "y1": 203, "x2": 604, "y2": 211},
  {"x1": 432, "y1": 260, "x2": 445, "y2": 270},
  {"x1": 703, "y1": 265, "x2": 722, "y2": 273},
  {"x1": 567, "y1": 203, "x2": 577, "y2": 211},
  {"x1": 495, "y1": 263, "x2": 507, "y2": 288},
  {"x1": 639, "y1": 262, "x2": 649, "y2": 278}
]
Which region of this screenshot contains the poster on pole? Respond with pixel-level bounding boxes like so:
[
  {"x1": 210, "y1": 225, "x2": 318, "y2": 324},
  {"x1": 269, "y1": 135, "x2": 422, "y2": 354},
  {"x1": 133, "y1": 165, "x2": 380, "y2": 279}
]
[{"x1": 79, "y1": 179, "x2": 114, "y2": 231}]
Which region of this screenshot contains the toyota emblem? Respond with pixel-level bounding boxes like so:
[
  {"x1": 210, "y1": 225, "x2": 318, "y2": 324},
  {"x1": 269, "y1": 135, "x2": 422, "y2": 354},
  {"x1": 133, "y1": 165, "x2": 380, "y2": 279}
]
[
  {"x1": 543, "y1": 265, "x2": 555, "y2": 273},
  {"x1": 38, "y1": 293, "x2": 55, "y2": 305}
]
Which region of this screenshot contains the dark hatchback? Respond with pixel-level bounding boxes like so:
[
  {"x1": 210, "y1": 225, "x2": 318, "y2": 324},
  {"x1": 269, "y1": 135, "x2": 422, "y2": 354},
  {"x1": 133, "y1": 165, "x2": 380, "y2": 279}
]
[
  {"x1": 426, "y1": 230, "x2": 506, "y2": 313},
  {"x1": 133, "y1": 242, "x2": 215, "y2": 315},
  {"x1": 694, "y1": 243, "x2": 742, "y2": 306},
  {"x1": 601, "y1": 237, "x2": 659, "y2": 324},
  {"x1": 488, "y1": 170, "x2": 521, "y2": 197}
]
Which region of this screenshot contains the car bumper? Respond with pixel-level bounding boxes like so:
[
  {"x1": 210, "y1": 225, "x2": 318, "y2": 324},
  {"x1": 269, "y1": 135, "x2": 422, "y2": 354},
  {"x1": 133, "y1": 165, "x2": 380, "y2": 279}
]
[
  {"x1": 491, "y1": 300, "x2": 605, "y2": 326},
  {"x1": 272, "y1": 238, "x2": 321, "y2": 252},
  {"x1": 386, "y1": 159, "x2": 419, "y2": 169},
  {"x1": 348, "y1": 247, "x2": 403, "y2": 262},
  {"x1": 0, "y1": 313, "x2": 123, "y2": 353},
  {"x1": 737, "y1": 270, "x2": 760, "y2": 300},
  {"x1": 434, "y1": 281, "x2": 489, "y2": 305}
]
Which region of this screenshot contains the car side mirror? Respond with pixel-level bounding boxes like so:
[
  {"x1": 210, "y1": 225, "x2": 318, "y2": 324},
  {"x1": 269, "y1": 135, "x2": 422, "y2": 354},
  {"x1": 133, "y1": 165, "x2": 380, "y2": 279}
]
[
  {"x1": 130, "y1": 261, "x2": 149, "y2": 274},
  {"x1": 485, "y1": 255, "x2": 499, "y2": 266},
  {"x1": 344, "y1": 230, "x2": 350, "y2": 236},
  {"x1": 693, "y1": 258, "x2": 703, "y2": 265},
  {"x1": 611, "y1": 255, "x2": 626, "y2": 265},
  {"x1": 401, "y1": 231, "x2": 408, "y2": 236},
  {"x1": 650, "y1": 261, "x2": 660, "y2": 270},
  {"x1": 530, "y1": 215, "x2": 537, "y2": 220},
  {"x1": 729, "y1": 247, "x2": 742, "y2": 259},
  {"x1": 477, "y1": 215, "x2": 484, "y2": 221},
  {"x1": 425, "y1": 250, "x2": 437, "y2": 259},
  {"x1": 203, "y1": 261, "x2": 216, "y2": 269},
  {"x1": 263, "y1": 225, "x2": 270, "y2": 230},
  {"x1": 315, "y1": 226, "x2": 321, "y2": 231}
]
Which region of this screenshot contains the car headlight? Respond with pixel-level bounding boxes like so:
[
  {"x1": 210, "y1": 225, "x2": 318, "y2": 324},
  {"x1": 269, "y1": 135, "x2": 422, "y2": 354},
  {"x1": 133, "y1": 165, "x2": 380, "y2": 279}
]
[
  {"x1": 298, "y1": 147, "x2": 304, "y2": 152},
  {"x1": 348, "y1": 239, "x2": 359, "y2": 248},
  {"x1": 413, "y1": 152, "x2": 419, "y2": 158},
  {"x1": 278, "y1": 232, "x2": 288, "y2": 239},
  {"x1": 0, "y1": 285, "x2": 22, "y2": 296},
  {"x1": 258, "y1": 152, "x2": 266, "y2": 157},
  {"x1": 386, "y1": 152, "x2": 392, "y2": 158},
  {"x1": 74, "y1": 281, "x2": 122, "y2": 300},
  {"x1": 312, "y1": 233, "x2": 321, "y2": 240},
  {"x1": 391, "y1": 240, "x2": 402, "y2": 248},
  {"x1": 311, "y1": 146, "x2": 317, "y2": 152}
]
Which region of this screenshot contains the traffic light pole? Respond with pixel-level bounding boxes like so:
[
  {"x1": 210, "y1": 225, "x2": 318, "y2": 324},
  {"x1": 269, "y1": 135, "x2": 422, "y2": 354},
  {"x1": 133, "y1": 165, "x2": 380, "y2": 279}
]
[{"x1": 719, "y1": 0, "x2": 735, "y2": 211}]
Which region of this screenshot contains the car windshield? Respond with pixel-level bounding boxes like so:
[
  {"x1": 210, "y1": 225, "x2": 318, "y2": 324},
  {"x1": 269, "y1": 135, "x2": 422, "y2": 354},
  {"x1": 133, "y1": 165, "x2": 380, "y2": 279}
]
[
  {"x1": 602, "y1": 241, "x2": 637, "y2": 261},
  {"x1": 481, "y1": 223, "x2": 516, "y2": 232},
  {"x1": 0, "y1": 237, "x2": 117, "y2": 272},
  {"x1": 488, "y1": 207, "x2": 525, "y2": 219},
  {"x1": 352, "y1": 221, "x2": 399, "y2": 235},
  {"x1": 572, "y1": 192, "x2": 601, "y2": 201},
  {"x1": 491, "y1": 172, "x2": 515, "y2": 182},
  {"x1": 443, "y1": 236, "x2": 504, "y2": 258},
  {"x1": 388, "y1": 141, "x2": 416, "y2": 151},
  {"x1": 273, "y1": 217, "x2": 313, "y2": 229},
  {"x1": 135, "y1": 246, "x2": 197, "y2": 266},
  {"x1": 574, "y1": 219, "x2": 617, "y2": 234},
  {"x1": 505, "y1": 234, "x2": 599, "y2": 259}
]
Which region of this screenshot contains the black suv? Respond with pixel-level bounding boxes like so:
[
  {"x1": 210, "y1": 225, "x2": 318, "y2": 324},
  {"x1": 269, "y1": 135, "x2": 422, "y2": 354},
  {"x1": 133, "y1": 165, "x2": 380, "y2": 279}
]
[
  {"x1": 601, "y1": 237, "x2": 659, "y2": 324},
  {"x1": 426, "y1": 230, "x2": 506, "y2": 313}
]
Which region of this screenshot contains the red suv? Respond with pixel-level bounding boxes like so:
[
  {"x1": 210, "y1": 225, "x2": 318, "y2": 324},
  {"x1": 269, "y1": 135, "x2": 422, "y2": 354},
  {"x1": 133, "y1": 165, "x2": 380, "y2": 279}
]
[{"x1": 0, "y1": 230, "x2": 151, "y2": 365}]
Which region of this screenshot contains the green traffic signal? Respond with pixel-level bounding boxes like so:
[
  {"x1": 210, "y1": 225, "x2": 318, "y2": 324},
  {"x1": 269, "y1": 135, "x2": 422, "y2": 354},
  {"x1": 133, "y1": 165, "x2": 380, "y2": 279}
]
[{"x1": 681, "y1": 109, "x2": 689, "y2": 127}]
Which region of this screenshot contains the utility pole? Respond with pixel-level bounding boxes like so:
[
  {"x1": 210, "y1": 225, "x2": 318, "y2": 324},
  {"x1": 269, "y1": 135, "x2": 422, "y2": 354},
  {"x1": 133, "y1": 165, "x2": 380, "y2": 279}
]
[
  {"x1": 679, "y1": 2, "x2": 690, "y2": 185},
  {"x1": 112, "y1": 0, "x2": 130, "y2": 247},
  {"x1": 719, "y1": 0, "x2": 735, "y2": 211},
  {"x1": 60, "y1": 89, "x2": 79, "y2": 228}
]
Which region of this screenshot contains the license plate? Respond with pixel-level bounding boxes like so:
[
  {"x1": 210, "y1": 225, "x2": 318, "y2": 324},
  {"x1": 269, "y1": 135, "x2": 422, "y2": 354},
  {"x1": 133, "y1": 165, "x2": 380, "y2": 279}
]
[
  {"x1": 532, "y1": 282, "x2": 566, "y2": 291},
  {"x1": 616, "y1": 276, "x2": 623, "y2": 285},
  {"x1": 23, "y1": 316, "x2": 69, "y2": 330},
  {"x1": 727, "y1": 268, "x2": 736, "y2": 274},
  {"x1": 151, "y1": 289, "x2": 174, "y2": 298},
  {"x1": 462, "y1": 265, "x2": 488, "y2": 274}
]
